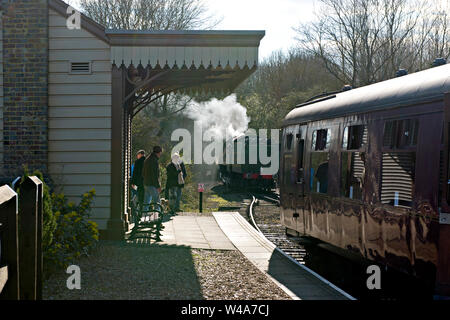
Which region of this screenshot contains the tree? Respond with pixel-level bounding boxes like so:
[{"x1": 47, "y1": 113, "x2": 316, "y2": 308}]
[
  {"x1": 79, "y1": 0, "x2": 220, "y2": 30},
  {"x1": 236, "y1": 50, "x2": 340, "y2": 129},
  {"x1": 295, "y1": 0, "x2": 450, "y2": 87},
  {"x1": 131, "y1": 94, "x2": 193, "y2": 161}
]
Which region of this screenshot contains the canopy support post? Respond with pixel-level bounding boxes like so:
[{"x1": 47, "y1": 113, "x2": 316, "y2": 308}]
[{"x1": 106, "y1": 65, "x2": 129, "y2": 240}]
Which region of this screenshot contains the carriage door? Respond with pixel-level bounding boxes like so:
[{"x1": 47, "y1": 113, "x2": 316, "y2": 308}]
[
  {"x1": 437, "y1": 93, "x2": 450, "y2": 295},
  {"x1": 443, "y1": 94, "x2": 450, "y2": 215},
  {"x1": 294, "y1": 125, "x2": 307, "y2": 235}
]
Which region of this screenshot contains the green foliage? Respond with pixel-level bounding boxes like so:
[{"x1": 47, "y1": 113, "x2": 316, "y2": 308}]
[
  {"x1": 45, "y1": 189, "x2": 99, "y2": 272},
  {"x1": 19, "y1": 167, "x2": 98, "y2": 274},
  {"x1": 131, "y1": 95, "x2": 195, "y2": 163},
  {"x1": 236, "y1": 50, "x2": 341, "y2": 130}
]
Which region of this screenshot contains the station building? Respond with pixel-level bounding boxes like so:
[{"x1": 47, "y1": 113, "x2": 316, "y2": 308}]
[{"x1": 0, "y1": 0, "x2": 264, "y2": 239}]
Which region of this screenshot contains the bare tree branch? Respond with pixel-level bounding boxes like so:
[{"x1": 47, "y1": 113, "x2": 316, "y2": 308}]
[
  {"x1": 294, "y1": 0, "x2": 449, "y2": 86},
  {"x1": 79, "y1": 0, "x2": 222, "y2": 30}
]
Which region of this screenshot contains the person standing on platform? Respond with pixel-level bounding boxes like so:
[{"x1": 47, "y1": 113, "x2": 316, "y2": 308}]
[
  {"x1": 131, "y1": 150, "x2": 146, "y2": 210},
  {"x1": 142, "y1": 146, "x2": 163, "y2": 209},
  {"x1": 165, "y1": 152, "x2": 187, "y2": 214}
]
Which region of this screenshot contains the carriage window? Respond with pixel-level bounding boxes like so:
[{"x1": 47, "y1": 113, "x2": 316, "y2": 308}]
[
  {"x1": 341, "y1": 152, "x2": 365, "y2": 200},
  {"x1": 286, "y1": 133, "x2": 293, "y2": 151},
  {"x1": 310, "y1": 152, "x2": 329, "y2": 194},
  {"x1": 297, "y1": 139, "x2": 305, "y2": 183},
  {"x1": 439, "y1": 150, "x2": 444, "y2": 207},
  {"x1": 312, "y1": 129, "x2": 330, "y2": 151},
  {"x1": 343, "y1": 125, "x2": 367, "y2": 150},
  {"x1": 446, "y1": 124, "x2": 450, "y2": 205},
  {"x1": 283, "y1": 154, "x2": 293, "y2": 185},
  {"x1": 438, "y1": 121, "x2": 445, "y2": 207},
  {"x1": 383, "y1": 121, "x2": 396, "y2": 147},
  {"x1": 383, "y1": 119, "x2": 419, "y2": 148},
  {"x1": 381, "y1": 152, "x2": 415, "y2": 207},
  {"x1": 399, "y1": 119, "x2": 419, "y2": 147},
  {"x1": 233, "y1": 139, "x2": 239, "y2": 164}
]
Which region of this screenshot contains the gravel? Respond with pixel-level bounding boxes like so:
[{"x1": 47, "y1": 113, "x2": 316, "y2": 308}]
[
  {"x1": 43, "y1": 241, "x2": 291, "y2": 300},
  {"x1": 192, "y1": 249, "x2": 290, "y2": 300}
]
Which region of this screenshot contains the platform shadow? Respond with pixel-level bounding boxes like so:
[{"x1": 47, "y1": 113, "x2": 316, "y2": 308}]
[{"x1": 43, "y1": 241, "x2": 204, "y2": 300}]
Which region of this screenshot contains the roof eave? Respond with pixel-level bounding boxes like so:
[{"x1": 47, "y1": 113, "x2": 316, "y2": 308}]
[
  {"x1": 106, "y1": 30, "x2": 265, "y2": 47},
  {"x1": 49, "y1": 0, "x2": 109, "y2": 44}
]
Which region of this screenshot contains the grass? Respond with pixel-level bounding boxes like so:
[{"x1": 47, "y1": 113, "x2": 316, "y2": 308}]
[
  {"x1": 178, "y1": 183, "x2": 244, "y2": 213},
  {"x1": 165, "y1": 164, "x2": 237, "y2": 213}
]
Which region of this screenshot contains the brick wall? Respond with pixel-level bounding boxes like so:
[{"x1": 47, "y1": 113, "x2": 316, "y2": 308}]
[{"x1": 1, "y1": 0, "x2": 49, "y2": 179}]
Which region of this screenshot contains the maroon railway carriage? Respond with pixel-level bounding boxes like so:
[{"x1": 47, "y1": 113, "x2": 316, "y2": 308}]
[{"x1": 280, "y1": 63, "x2": 450, "y2": 296}]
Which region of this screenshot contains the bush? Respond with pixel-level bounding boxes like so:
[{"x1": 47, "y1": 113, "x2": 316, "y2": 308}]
[
  {"x1": 18, "y1": 167, "x2": 99, "y2": 275},
  {"x1": 46, "y1": 189, "x2": 99, "y2": 271}
]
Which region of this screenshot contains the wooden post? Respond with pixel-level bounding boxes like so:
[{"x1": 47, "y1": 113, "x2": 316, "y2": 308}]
[
  {"x1": 36, "y1": 181, "x2": 43, "y2": 300},
  {"x1": 107, "y1": 65, "x2": 127, "y2": 240},
  {"x1": 18, "y1": 176, "x2": 42, "y2": 300},
  {"x1": 0, "y1": 185, "x2": 19, "y2": 300},
  {"x1": 198, "y1": 184, "x2": 204, "y2": 213}
]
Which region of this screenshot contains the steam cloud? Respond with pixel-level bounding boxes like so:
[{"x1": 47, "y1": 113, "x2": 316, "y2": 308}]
[{"x1": 183, "y1": 94, "x2": 250, "y2": 139}]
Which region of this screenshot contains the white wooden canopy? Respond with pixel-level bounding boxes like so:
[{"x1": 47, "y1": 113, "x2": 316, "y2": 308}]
[
  {"x1": 110, "y1": 46, "x2": 259, "y2": 69},
  {"x1": 107, "y1": 30, "x2": 263, "y2": 69}
]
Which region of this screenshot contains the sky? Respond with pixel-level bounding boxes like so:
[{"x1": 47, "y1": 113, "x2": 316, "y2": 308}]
[
  {"x1": 204, "y1": 0, "x2": 316, "y2": 60},
  {"x1": 68, "y1": 0, "x2": 317, "y2": 61}
]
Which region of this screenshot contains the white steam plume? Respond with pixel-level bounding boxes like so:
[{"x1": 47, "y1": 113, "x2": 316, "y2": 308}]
[{"x1": 184, "y1": 94, "x2": 250, "y2": 139}]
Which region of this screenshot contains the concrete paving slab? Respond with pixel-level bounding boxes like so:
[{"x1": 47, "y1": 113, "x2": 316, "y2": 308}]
[
  {"x1": 210, "y1": 244, "x2": 236, "y2": 250},
  {"x1": 158, "y1": 215, "x2": 236, "y2": 251},
  {"x1": 238, "y1": 246, "x2": 273, "y2": 253},
  {"x1": 243, "y1": 252, "x2": 274, "y2": 260},
  {"x1": 213, "y1": 212, "x2": 352, "y2": 300}
]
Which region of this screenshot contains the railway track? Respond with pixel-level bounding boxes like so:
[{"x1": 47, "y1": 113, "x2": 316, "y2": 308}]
[
  {"x1": 247, "y1": 193, "x2": 356, "y2": 300},
  {"x1": 214, "y1": 185, "x2": 433, "y2": 299},
  {"x1": 247, "y1": 194, "x2": 307, "y2": 265}
]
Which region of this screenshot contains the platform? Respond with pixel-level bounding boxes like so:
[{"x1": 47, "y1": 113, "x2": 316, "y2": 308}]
[
  {"x1": 158, "y1": 212, "x2": 352, "y2": 300},
  {"x1": 159, "y1": 213, "x2": 236, "y2": 250},
  {"x1": 213, "y1": 212, "x2": 351, "y2": 300}
]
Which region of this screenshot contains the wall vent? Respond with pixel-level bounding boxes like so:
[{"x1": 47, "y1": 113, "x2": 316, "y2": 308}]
[{"x1": 70, "y1": 62, "x2": 91, "y2": 74}]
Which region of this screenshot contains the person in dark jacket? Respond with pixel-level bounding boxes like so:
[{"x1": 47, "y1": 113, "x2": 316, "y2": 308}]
[
  {"x1": 165, "y1": 153, "x2": 186, "y2": 213},
  {"x1": 142, "y1": 146, "x2": 162, "y2": 209},
  {"x1": 131, "y1": 150, "x2": 146, "y2": 209}
]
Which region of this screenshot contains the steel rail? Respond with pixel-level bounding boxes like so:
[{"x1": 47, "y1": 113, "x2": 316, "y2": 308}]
[{"x1": 248, "y1": 193, "x2": 357, "y2": 301}]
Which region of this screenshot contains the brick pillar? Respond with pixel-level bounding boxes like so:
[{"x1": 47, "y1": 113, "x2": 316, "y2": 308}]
[{"x1": 1, "y1": 0, "x2": 49, "y2": 179}]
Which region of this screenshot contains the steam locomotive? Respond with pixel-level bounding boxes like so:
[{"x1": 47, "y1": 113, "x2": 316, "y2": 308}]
[
  {"x1": 280, "y1": 62, "x2": 450, "y2": 296},
  {"x1": 219, "y1": 134, "x2": 278, "y2": 190}
]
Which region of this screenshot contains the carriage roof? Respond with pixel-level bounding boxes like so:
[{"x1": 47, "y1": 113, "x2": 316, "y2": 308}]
[{"x1": 283, "y1": 63, "x2": 450, "y2": 127}]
